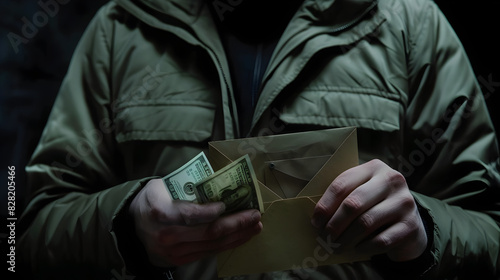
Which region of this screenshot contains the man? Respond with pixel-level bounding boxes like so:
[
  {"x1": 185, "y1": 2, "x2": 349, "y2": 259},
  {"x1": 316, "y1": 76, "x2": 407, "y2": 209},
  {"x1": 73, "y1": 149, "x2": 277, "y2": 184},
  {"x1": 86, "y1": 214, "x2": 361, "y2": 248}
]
[{"x1": 18, "y1": 0, "x2": 500, "y2": 279}]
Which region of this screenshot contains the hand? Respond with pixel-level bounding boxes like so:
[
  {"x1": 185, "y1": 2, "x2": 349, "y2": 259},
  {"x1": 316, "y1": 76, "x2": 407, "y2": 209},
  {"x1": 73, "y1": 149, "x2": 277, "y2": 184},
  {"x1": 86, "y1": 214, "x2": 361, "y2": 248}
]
[
  {"x1": 129, "y1": 179, "x2": 263, "y2": 267},
  {"x1": 311, "y1": 159, "x2": 428, "y2": 261}
]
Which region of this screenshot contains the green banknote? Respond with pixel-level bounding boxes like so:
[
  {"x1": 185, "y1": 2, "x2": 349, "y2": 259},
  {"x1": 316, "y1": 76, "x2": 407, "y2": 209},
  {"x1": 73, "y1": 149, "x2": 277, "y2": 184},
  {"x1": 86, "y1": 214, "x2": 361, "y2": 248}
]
[
  {"x1": 163, "y1": 152, "x2": 214, "y2": 202},
  {"x1": 194, "y1": 154, "x2": 264, "y2": 213}
]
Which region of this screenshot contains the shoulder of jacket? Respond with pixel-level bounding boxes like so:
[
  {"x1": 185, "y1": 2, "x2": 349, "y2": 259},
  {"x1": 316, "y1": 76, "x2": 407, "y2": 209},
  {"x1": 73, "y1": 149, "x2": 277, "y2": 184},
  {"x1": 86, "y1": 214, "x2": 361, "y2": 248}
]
[
  {"x1": 376, "y1": 0, "x2": 439, "y2": 23},
  {"x1": 375, "y1": 0, "x2": 440, "y2": 34},
  {"x1": 377, "y1": 0, "x2": 435, "y2": 12},
  {"x1": 90, "y1": 1, "x2": 136, "y2": 26}
]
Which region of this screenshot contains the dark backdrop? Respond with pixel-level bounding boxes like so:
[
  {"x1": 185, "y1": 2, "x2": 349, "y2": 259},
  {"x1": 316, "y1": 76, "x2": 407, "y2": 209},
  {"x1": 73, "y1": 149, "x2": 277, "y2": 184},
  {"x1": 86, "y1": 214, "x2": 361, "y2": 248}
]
[{"x1": 0, "y1": 0, "x2": 499, "y2": 269}]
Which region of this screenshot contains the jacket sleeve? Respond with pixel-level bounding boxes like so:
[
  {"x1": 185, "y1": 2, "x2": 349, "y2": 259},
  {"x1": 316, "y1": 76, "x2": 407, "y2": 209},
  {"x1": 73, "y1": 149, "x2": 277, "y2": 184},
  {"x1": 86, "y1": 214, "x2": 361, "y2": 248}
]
[
  {"x1": 398, "y1": 0, "x2": 500, "y2": 278},
  {"x1": 18, "y1": 5, "x2": 154, "y2": 279}
]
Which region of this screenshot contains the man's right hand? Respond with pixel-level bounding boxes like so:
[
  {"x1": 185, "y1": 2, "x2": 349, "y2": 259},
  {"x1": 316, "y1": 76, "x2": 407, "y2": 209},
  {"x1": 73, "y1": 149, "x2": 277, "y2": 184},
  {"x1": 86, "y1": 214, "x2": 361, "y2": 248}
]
[{"x1": 129, "y1": 179, "x2": 263, "y2": 267}]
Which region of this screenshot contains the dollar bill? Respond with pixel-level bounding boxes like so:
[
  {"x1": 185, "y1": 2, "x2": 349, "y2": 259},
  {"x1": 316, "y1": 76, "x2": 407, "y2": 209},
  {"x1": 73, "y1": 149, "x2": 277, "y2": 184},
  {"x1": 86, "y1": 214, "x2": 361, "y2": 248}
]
[
  {"x1": 163, "y1": 152, "x2": 214, "y2": 202},
  {"x1": 194, "y1": 154, "x2": 264, "y2": 213}
]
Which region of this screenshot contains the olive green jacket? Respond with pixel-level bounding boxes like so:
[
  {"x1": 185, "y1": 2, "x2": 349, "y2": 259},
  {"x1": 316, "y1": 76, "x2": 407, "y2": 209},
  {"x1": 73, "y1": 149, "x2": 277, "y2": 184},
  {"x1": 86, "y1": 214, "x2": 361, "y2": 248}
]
[{"x1": 19, "y1": 0, "x2": 500, "y2": 279}]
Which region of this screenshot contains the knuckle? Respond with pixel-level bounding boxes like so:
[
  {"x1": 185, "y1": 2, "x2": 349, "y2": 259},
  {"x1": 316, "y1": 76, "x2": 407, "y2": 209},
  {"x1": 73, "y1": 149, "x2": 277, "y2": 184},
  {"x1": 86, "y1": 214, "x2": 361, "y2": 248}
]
[
  {"x1": 399, "y1": 194, "x2": 416, "y2": 210},
  {"x1": 329, "y1": 176, "x2": 348, "y2": 198},
  {"x1": 314, "y1": 202, "x2": 330, "y2": 218},
  {"x1": 369, "y1": 158, "x2": 384, "y2": 166},
  {"x1": 401, "y1": 218, "x2": 419, "y2": 235},
  {"x1": 342, "y1": 195, "x2": 363, "y2": 214},
  {"x1": 179, "y1": 206, "x2": 202, "y2": 225},
  {"x1": 366, "y1": 159, "x2": 384, "y2": 171},
  {"x1": 375, "y1": 233, "x2": 393, "y2": 248},
  {"x1": 385, "y1": 170, "x2": 407, "y2": 189},
  {"x1": 358, "y1": 213, "x2": 375, "y2": 230}
]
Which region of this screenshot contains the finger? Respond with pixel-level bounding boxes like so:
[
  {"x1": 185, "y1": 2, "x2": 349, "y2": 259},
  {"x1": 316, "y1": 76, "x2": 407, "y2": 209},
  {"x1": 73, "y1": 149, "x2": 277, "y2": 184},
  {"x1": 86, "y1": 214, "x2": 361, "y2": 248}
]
[
  {"x1": 159, "y1": 209, "x2": 261, "y2": 243},
  {"x1": 323, "y1": 174, "x2": 393, "y2": 241},
  {"x1": 165, "y1": 201, "x2": 226, "y2": 225},
  {"x1": 155, "y1": 222, "x2": 263, "y2": 267},
  {"x1": 159, "y1": 228, "x2": 261, "y2": 267},
  {"x1": 167, "y1": 222, "x2": 263, "y2": 258},
  {"x1": 333, "y1": 193, "x2": 406, "y2": 249},
  {"x1": 203, "y1": 209, "x2": 262, "y2": 241},
  {"x1": 215, "y1": 223, "x2": 263, "y2": 252},
  {"x1": 354, "y1": 217, "x2": 423, "y2": 260},
  {"x1": 312, "y1": 162, "x2": 375, "y2": 228},
  {"x1": 141, "y1": 180, "x2": 226, "y2": 225}
]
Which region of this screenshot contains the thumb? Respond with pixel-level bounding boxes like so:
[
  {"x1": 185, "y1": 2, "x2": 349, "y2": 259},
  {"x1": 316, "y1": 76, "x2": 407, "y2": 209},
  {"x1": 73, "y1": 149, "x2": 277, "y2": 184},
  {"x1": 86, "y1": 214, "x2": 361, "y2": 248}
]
[{"x1": 175, "y1": 201, "x2": 226, "y2": 225}]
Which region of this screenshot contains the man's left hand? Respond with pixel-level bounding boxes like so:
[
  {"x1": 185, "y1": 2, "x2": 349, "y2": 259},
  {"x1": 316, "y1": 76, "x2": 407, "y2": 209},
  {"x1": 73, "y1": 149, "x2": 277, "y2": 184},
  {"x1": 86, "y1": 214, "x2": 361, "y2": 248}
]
[{"x1": 311, "y1": 159, "x2": 428, "y2": 261}]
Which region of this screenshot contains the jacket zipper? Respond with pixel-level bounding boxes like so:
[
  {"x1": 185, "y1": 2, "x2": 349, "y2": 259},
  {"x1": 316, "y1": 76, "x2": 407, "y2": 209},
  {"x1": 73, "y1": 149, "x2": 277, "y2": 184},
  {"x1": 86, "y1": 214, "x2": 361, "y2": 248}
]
[
  {"x1": 252, "y1": 44, "x2": 264, "y2": 108},
  {"x1": 163, "y1": 270, "x2": 174, "y2": 280}
]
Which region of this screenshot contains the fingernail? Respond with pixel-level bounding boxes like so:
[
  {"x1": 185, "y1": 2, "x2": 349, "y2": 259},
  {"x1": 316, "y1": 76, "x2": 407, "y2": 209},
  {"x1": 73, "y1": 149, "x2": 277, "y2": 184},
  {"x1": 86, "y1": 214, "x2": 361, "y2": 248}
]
[
  {"x1": 257, "y1": 221, "x2": 263, "y2": 231},
  {"x1": 252, "y1": 211, "x2": 261, "y2": 222}
]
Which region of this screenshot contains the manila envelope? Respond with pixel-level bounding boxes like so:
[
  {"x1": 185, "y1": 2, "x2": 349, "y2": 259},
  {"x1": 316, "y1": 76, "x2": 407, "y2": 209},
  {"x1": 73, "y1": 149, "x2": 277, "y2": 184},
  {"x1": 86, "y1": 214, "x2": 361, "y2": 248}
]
[{"x1": 208, "y1": 127, "x2": 370, "y2": 277}]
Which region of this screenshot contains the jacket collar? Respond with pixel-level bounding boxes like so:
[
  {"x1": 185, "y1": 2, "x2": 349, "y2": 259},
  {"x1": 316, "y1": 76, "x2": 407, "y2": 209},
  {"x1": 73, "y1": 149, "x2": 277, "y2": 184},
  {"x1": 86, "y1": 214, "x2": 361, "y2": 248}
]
[
  {"x1": 113, "y1": 0, "x2": 378, "y2": 29},
  {"x1": 306, "y1": 0, "x2": 378, "y2": 28},
  {"x1": 132, "y1": 0, "x2": 204, "y2": 23}
]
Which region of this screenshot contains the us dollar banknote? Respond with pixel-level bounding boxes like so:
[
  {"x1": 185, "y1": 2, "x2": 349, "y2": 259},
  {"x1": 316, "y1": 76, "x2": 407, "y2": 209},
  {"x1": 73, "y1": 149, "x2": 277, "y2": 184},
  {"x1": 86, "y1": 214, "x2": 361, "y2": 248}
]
[
  {"x1": 163, "y1": 152, "x2": 214, "y2": 202},
  {"x1": 194, "y1": 154, "x2": 264, "y2": 213}
]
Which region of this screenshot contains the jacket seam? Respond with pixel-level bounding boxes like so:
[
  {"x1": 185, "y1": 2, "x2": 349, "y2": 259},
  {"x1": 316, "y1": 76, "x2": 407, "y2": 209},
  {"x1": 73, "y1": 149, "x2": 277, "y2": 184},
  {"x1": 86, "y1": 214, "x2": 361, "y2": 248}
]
[
  {"x1": 282, "y1": 115, "x2": 399, "y2": 129},
  {"x1": 119, "y1": 130, "x2": 209, "y2": 134},
  {"x1": 115, "y1": 102, "x2": 217, "y2": 110},
  {"x1": 304, "y1": 86, "x2": 401, "y2": 102}
]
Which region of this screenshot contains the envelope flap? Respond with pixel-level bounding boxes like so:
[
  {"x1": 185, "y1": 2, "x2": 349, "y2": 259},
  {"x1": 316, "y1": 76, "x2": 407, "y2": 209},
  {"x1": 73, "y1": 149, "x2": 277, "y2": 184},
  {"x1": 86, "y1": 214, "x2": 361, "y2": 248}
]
[
  {"x1": 209, "y1": 127, "x2": 357, "y2": 196},
  {"x1": 298, "y1": 128, "x2": 358, "y2": 197},
  {"x1": 208, "y1": 143, "x2": 234, "y2": 171},
  {"x1": 265, "y1": 155, "x2": 331, "y2": 181},
  {"x1": 258, "y1": 181, "x2": 282, "y2": 202}
]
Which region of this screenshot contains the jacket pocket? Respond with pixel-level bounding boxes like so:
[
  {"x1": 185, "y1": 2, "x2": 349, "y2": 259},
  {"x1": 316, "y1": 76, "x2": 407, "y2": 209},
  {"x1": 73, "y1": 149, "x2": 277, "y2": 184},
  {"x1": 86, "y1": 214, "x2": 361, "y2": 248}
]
[
  {"x1": 279, "y1": 88, "x2": 402, "y2": 132},
  {"x1": 114, "y1": 102, "x2": 216, "y2": 143},
  {"x1": 277, "y1": 88, "x2": 403, "y2": 165}
]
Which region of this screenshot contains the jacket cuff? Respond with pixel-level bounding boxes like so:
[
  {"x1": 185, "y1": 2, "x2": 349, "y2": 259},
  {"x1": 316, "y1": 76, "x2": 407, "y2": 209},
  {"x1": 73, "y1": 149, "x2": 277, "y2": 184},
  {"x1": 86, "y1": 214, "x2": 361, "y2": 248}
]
[
  {"x1": 112, "y1": 177, "x2": 174, "y2": 279},
  {"x1": 371, "y1": 202, "x2": 436, "y2": 279}
]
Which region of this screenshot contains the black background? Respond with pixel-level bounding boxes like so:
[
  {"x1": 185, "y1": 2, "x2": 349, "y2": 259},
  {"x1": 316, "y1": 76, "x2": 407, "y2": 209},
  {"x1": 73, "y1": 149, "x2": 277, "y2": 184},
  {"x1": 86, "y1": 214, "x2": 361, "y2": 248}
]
[{"x1": 0, "y1": 0, "x2": 499, "y2": 274}]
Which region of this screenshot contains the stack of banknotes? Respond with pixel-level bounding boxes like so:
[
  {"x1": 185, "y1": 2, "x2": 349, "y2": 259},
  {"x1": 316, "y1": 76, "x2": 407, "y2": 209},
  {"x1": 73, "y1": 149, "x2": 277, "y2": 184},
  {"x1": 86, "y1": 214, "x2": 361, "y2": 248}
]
[{"x1": 163, "y1": 152, "x2": 263, "y2": 213}]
